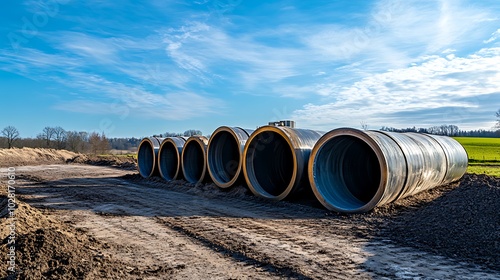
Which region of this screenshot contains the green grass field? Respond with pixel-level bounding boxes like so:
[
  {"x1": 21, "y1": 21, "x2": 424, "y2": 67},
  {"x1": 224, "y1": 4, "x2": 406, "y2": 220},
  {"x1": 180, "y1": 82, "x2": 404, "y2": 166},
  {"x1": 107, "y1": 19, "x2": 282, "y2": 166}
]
[{"x1": 453, "y1": 137, "x2": 500, "y2": 177}]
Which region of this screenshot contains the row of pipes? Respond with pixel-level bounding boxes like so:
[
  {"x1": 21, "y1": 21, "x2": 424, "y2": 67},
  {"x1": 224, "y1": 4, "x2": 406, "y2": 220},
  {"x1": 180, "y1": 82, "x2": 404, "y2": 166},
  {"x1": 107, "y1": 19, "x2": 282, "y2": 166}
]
[{"x1": 137, "y1": 126, "x2": 468, "y2": 213}]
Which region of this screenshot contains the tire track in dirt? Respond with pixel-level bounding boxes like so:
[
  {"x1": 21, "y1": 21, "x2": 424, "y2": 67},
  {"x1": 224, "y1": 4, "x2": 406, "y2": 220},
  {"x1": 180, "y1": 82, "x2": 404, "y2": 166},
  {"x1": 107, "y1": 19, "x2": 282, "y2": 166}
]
[
  {"x1": 61, "y1": 211, "x2": 286, "y2": 279},
  {"x1": 8, "y1": 165, "x2": 500, "y2": 279},
  {"x1": 156, "y1": 216, "x2": 498, "y2": 279}
]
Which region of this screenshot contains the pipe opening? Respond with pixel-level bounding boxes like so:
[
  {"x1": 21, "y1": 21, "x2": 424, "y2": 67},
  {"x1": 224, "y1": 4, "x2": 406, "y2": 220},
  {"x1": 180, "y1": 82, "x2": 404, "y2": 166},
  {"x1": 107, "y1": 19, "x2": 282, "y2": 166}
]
[
  {"x1": 208, "y1": 131, "x2": 240, "y2": 184},
  {"x1": 159, "y1": 142, "x2": 178, "y2": 180},
  {"x1": 314, "y1": 135, "x2": 380, "y2": 210},
  {"x1": 247, "y1": 131, "x2": 294, "y2": 196},
  {"x1": 138, "y1": 140, "x2": 154, "y2": 178},
  {"x1": 183, "y1": 141, "x2": 205, "y2": 183}
]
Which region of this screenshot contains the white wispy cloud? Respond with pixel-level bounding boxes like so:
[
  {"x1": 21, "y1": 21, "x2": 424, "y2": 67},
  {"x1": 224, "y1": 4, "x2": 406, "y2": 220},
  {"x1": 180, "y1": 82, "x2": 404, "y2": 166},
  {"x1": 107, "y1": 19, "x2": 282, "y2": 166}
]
[
  {"x1": 3, "y1": 0, "x2": 500, "y2": 131},
  {"x1": 52, "y1": 72, "x2": 225, "y2": 120},
  {"x1": 292, "y1": 47, "x2": 500, "y2": 130},
  {"x1": 0, "y1": 48, "x2": 81, "y2": 76},
  {"x1": 484, "y1": 28, "x2": 500, "y2": 44},
  {"x1": 160, "y1": 21, "x2": 300, "y2": 89}
]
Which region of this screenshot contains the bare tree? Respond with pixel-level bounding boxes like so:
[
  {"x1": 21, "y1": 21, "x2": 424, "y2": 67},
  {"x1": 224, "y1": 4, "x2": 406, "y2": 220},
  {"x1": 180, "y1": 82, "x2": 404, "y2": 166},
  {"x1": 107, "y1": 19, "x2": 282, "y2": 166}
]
[
  {"x1": 183, "y1": 129, "x2": 203, "y2": 137},
  {"x1": 53, "y1": 126, "x2": 67, "y2": 149},
  {"x1": 1, "y1": 126, "x2": 20, "y2": 149},
  {"x1": 360, "y1": 122, "x2": 369, "y2": 130},
  {"x1": 38, "y1": 126, "x2": 55, "y2": 147},
  {"x1": 66, "y1": 131, "x2": 87, "y2": 152},
  {"x1": 496, "y1": 109, "x2": 500, "y2": 128},
  {"x1": 88, "y1": 132, "x2": 110, "y2": 155},
  {"x1": 163, "y1": 132, "x2": 183, "y2": 137}
]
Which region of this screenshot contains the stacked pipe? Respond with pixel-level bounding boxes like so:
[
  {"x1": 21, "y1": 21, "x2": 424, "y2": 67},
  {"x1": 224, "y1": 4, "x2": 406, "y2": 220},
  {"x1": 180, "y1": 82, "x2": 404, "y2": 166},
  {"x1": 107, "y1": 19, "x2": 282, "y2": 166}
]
[
  {"x1": 137, "y1": 136, "x2": 164, "y2": 178},
  {"x1": 137, "y1": 126, "x2": 468, "y2": 213},
  {"x1": 207, "y1": 127, "x2": 254, "y2": 188},
  {"x1": 158, "y1": 137, "x2": 187, "y2": 181},
  {"x1": 242, "y1": 126, "x2": 325, "y2": 200},
  {"x1": 182, "y1": 136, "x2": 210, "y2": 184},
  {"x1": 308, "y1": 128, "x2": 468, "y2": 213}
]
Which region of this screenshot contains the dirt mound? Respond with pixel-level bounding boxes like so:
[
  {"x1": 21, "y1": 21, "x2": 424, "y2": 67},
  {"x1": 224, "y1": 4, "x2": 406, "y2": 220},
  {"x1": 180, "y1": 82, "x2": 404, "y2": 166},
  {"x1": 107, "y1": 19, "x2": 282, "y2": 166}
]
[
  {"x1": 379, "y1": 174, "x2": 500, "y2": 270},
  {"x1": 0, "y1": 148, "x2": 82, "y2": 167},
  {"x1": 82, "y1": 155, "x2": 136, "y2": 170},
  {"x1": 0, "y1": 194, "x2": 128, "y2": 279},
  {"x1": 0, "y1": 148, "x2": 136, "y2": 170}
]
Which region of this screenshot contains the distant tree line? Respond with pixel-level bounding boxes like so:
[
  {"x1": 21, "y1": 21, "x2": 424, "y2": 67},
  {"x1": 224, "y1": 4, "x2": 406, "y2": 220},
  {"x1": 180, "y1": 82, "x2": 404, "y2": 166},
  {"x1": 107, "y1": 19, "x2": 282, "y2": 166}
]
[
  {"x1": 380, "y1": 124, "x2": 500, "y2": 137},
  {"x1": 0, "y1": 126, "x2": 113, "y2": 154},
  {"x1": 158, "y1": 129, "x2": 204, "y2": 137},
  {"x1": 0, "y1": 126, "x2": 205, "y2": 153}
]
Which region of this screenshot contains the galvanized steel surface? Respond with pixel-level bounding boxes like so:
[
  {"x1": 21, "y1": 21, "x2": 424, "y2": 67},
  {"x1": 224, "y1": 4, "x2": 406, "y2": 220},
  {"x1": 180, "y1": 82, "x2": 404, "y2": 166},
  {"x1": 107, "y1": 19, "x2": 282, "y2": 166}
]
[
  {"x1": 207, "y1": 127, "x2": 254, "y2": 189},
  {"x1": 309, "y1": 128, "x2": 468, "y2": 213},
  {"x1": 427, "y1": 134, "x2": 469, "y2": 184},
  {"x1": 158, "y1": 137, "x2": 187, "y2": 181},
  {"x1": 243, "y1": 126, "x2": 324, "y2": 200}
]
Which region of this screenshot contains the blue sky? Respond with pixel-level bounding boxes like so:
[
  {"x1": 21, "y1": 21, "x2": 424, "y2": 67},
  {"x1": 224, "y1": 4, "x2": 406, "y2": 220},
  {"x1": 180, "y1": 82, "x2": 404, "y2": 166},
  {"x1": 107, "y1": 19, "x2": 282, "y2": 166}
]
[{"x1": 1, "y1": 0, "x2": 499, "y2": 138}]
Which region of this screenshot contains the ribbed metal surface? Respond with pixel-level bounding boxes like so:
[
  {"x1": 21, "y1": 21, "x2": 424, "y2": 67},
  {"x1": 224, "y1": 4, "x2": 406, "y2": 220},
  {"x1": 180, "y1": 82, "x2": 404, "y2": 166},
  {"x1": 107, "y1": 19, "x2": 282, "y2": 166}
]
[
  {"x1": 137, "y1": 136, "x2": 165, "y2": 178},
  {"x1": 427, "y1": 134, "x2": 469, "y2": 184},
  {"x1": 158, "y1": 137, "x2": 187, "y2": 181},
  {"x1": 243, "y1": 126, "x2": 324, "y2": 200},
  {"x1": 181, "y1": 136, "x2": 210, "y2": 184},
  {"x1": 309, "y1": 128, "x2": 468, "y2": 213},
  {"x1": 207, "y1": 127, "x2": 254, "y2": 189}
]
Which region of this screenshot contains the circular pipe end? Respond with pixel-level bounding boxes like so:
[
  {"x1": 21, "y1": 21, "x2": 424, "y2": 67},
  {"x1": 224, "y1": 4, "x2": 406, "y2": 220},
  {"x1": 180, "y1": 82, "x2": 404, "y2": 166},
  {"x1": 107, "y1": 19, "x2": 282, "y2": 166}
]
[
  {"x1": 181, "y1": 136, "x2": 209, "y2": 184},
  {"x1": 137, "y1": 137, "x2": 158, "y2": 178},
  {"x1": 158, "y1": 137, "x2": 184, "y2": 181},
  {"x1": 309, "y1": 128, "x2": 386, "y2": 213},
  {"x1": 243, "y1": 126, "x2": 297, "y2": 200},
  {"x1": 207, "y1": 127, "x2": 244, "y2": 189}
]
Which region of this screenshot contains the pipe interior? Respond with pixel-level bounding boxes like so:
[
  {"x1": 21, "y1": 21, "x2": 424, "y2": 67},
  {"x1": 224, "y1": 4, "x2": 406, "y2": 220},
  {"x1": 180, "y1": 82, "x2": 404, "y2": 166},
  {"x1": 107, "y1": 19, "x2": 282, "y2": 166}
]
[
  {"x1": 159, "y1": 142, "x2": 178, "y2": 180},
  {"x1": 314, "y1": 135, "x2": 381, "y2": 210},
  {"x1": 248, "y1": 131, "x2": 293, "y2": 196},
  {"x1": 208, "y1": 131, "x2": 240, "y2": 184},
  {"x1": 183, "y1": 141, "x2": 205, "y2": 183},
  {"x1": 138, "y1": 141, "x2": 154, "y2": 178}
]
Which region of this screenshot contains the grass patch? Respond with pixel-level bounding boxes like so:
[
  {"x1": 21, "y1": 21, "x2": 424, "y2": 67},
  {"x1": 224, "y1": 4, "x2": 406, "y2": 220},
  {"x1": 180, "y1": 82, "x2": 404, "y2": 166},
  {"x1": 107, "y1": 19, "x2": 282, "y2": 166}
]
[
  {"x1": 454, "y1": 137, "x2": 500, "y2": 177},
  {"x1": 467, "y1": 165, "x2": 500, "y2": 177},
  {"x1": 453, "y1": 137, "x2": 500, "y2": 162}
]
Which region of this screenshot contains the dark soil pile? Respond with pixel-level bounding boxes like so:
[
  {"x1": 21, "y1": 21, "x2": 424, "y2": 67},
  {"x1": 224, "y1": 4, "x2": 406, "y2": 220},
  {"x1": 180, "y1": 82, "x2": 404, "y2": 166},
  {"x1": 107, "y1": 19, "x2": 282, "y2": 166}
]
[
  {"x1": 0, "y1": 195, "x2": 128, "y2": 279},
  {"x1": 380, "y1": 174, "x2": 500, "y2": 271},
  {"x1": 77, "y1": 155, "x2": 137, "y2": 170}
]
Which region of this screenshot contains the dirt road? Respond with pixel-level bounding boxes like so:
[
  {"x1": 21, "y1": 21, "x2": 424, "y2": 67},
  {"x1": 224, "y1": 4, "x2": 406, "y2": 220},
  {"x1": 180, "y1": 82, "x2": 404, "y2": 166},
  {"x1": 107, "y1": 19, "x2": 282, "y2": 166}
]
[{"x1": 3, "y1": 164, "x2": 499, "y2": 279}]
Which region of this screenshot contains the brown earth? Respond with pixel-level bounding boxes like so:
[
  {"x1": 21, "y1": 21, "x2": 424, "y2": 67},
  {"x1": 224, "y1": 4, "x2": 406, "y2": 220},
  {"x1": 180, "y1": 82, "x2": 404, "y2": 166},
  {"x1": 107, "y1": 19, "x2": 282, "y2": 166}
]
[
  {"x1": 0, "y1": 147, "x2": 136, "y2": 169},
  {"x1": 0, "y1": 149, "x2": 499, "y2": 279}
]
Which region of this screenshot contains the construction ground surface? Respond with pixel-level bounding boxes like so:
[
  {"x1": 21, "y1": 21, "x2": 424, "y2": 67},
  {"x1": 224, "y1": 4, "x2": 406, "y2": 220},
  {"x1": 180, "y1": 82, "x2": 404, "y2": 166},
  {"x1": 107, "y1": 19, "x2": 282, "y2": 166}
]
[{"x1": 0, "y1": 148, "x2": 499, "y2": 279}]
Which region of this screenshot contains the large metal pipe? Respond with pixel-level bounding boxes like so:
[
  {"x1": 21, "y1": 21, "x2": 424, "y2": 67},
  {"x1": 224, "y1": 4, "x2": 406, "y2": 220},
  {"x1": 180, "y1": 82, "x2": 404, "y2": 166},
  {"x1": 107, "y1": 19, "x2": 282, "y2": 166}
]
[
  {"x1": 181, "y1": 136, "x2": 210, "y2": 184},
  {"x1": 207, "y1": 126, "x2": 254, "y2": 188},
  {"x1": 137, "y1": 136, "x2": 165, "y2": 178},
  {"x1": 158, "y1": 137, "x2": 187, "y2": 181},
  {"x1": 243, "y1": 126, "x2": 324, "y2": 200},
  {"x1": 308, "y1": 128, "x2": 468, "y2": 213}
]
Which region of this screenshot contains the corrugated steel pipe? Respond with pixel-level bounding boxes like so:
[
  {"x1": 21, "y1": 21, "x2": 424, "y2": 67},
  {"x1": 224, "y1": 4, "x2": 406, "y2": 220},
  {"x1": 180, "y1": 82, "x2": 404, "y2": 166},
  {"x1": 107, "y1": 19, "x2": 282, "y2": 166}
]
[
  {"x1": 308, "y1": 128, "x2": 468, "y2": 213},
  {"x1": 137, "y1": 136, "x2": 165, "y2": 178},
  {"x1": 158, "y1": 137, "x2": 187, "y2": 181},
  {"x1": 181, "y1": 136, "x2": 210, "y2": 184},
  {"x1": 207, "y1": 126, "x2": 254, "y2": 189},
  {"x1": 243, "y1": 126, "x2": 324, "y2": 200}
]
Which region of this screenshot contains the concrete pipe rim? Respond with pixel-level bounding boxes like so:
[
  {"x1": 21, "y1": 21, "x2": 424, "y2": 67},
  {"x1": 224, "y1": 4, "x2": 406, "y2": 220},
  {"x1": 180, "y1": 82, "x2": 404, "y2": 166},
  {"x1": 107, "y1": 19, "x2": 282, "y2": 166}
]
[
  {"x1": 137, "y1": 138, "x2": 157, "y2": 178},
  {"x1": 181, "y1": 136, "x2": 208, "y2": 184},
  {"x1": 158, "y1": 138, "x2": 182, "y2": 181},
  {"x1": 243, "y1": 126, "x2": 298, "y2": 200},
  {"x1": 308, "y1": 128, "x2": 388, "y2": 213},
  {"x1": 207, "y1": 126, "x2": 244, "y2": 189}
]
